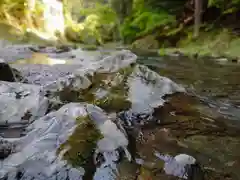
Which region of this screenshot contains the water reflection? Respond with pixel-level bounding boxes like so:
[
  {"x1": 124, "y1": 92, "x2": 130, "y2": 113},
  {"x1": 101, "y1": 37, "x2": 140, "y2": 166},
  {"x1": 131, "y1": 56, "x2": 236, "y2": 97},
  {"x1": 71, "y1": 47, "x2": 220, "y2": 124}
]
[
  {"x1": 13, "y1": 53, "x2": 67, "y2": 65},
  {"x1": 137, "y1": 54, "x2": 240, "y2": 120}
]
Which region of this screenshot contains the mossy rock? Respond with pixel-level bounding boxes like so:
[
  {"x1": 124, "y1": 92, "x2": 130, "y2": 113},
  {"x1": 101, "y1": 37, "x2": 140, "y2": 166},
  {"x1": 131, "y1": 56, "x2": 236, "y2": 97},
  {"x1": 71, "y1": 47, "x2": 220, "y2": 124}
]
[
  {"x1": 55, "y1": 65, "x2": 135, "y2": 113},
  {"x1": 95, "y1": 94, "x2": 131, "y2": 113},
  {"x1": 58, "y1": 116, "x2": 103, "y2": 171},
  {"x1": 132, "y1": 35, "x2": 159, "y2": 50}
]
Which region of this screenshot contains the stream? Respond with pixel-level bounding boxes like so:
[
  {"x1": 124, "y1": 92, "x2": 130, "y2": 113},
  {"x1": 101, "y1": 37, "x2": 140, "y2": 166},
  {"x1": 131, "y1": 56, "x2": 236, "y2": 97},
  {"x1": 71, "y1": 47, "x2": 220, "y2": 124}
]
[{"x1": 0, "y1": 43, "x2": 240, "y2": 180}]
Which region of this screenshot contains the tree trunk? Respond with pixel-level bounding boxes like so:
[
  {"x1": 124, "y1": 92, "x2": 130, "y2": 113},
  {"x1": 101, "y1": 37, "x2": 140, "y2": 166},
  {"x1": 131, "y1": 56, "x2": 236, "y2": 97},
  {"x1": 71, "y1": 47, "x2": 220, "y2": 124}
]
[{"x1": 193, "y1": 0, "x2": 202, "y2": 38}]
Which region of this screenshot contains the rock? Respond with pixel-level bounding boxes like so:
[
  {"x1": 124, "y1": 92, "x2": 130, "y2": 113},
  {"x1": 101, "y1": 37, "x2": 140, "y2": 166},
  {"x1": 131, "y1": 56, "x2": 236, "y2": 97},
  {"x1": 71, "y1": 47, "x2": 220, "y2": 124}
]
[
  {"x1": 0, "y1": 103, "x2": 86, "y2": 179},
  {"x1": 0, "y1": 139, "x2": 16, "y2": 160},
  {"x1": 0, "y1": 81, "x2": 48, "y2": 128},
  {"x1": 130, "y1": 93, "x2": 240, "y2": 179},
  {"x1": 137, "y1": 166, "x2": 153, "y2": 180},
  {"x1": 0, "y1": 44, "x2": 36, "y2": 62},
  {"x1": 87, "y1": 104, "x2": 129, "y2": 153},
  {"x1": 231, "y1": 58, "x2": 238, "y2": 63},
  {"x1": 132, "y1": 35, "x2": 160, "y2": 50},
  {"x1": 155, "y1": 152, "x2": 198, "y2": 179},
  {"x1": 0, "y1": 61, "x2": 19, "y2": 82},
  {"x1": 28, "y1": 46, "x2": 72, "y2": 53}
]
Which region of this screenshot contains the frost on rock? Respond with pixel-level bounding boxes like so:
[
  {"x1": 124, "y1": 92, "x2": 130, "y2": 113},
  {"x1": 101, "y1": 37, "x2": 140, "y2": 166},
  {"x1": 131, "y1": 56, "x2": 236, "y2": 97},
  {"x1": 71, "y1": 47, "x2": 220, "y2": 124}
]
[{"x1": 0, "y1": 81, "x2": 48, "y2": 127}]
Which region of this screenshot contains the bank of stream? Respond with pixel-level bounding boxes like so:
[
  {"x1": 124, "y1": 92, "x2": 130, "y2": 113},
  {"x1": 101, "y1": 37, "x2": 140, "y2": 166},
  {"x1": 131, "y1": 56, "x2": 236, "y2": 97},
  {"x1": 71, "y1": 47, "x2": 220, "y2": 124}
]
[{"x1": 0, "y1": 43, "x2": 240, "y2": 180}]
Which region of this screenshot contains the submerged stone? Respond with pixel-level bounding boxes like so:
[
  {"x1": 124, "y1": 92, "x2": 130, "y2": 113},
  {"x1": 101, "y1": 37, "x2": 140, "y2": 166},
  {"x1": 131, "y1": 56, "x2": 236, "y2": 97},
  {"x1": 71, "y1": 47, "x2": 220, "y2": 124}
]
[{"x1": 132, "y1": 93, "x2": 240, "y2": 179}]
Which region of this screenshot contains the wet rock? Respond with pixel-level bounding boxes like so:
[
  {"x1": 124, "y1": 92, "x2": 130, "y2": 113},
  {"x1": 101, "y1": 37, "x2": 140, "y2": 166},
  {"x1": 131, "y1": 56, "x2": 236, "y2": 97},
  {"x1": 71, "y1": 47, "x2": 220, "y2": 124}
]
[
  {"x1": 86, "y1": 104, "x2": 129, "y2": 153},
  {"x1": 29, "y1": 46, "x2": 72, "y2": 54},
  {"x1": 0, "y1": 81, "x2": 48, "y2": 128},
  {"x1": 54, "y1": 62, "x2": 184, "y2": 123},
  {"x1": 127, "y1": 65, "x2": 185, "y2": 115},
  {"x1": 231, "y1": 58, "x2": 238, "y2": 63},
  {"x1": 10, "y1": 50, "x2": 136, "y2": 89},
  {"x1": 0, "y1": 61, "x2": 23, "y2": 82},
  {"x1": 117, "y1": 160, "x2": 138, "y2": 180},
  {"x1": 17, "y1": 103, "x2": 128, "y2": 180},
  {"x1": 0, "y1": 44, "x2": 36, "y2": 62},
  {"x1": 0, "y1": 139, "x2": 16, "y2": 160},
  {"x1": 58, "y1": 115, "x2": 102, "y2": 179},
  {"x1": 131, "y1": 93, "x2": 240, "y2": 179},
  {"x1": 3, "y1": 47, "x2": 235, "y2": 180},
  {"x1": 0, "y1": 103, "x2": 86, "y2": 179},
  {"x1": 154, "y1": 152, "x2": 204, "y2": 179}
]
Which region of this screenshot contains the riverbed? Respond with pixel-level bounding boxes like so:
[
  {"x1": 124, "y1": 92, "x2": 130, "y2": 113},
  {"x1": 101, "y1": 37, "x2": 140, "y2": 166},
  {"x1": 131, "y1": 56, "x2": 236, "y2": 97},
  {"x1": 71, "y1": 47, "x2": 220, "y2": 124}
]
[{"x1": 0, "y1": 43, "x2": 240, "y2": 180}]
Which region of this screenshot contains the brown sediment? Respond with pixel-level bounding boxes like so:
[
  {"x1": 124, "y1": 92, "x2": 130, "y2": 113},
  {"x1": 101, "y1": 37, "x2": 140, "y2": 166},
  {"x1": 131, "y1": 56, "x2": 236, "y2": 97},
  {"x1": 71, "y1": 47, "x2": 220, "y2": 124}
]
[{"x1": 134, "y1": 93, "x2": 240, "y2": 179}]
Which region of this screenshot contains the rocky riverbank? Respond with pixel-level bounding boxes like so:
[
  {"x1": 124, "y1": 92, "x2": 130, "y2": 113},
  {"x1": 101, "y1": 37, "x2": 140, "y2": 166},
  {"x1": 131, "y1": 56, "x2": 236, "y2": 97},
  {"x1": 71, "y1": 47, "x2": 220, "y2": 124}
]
[{"x1": 0, "y1": 42, "x2": 240, "y2": 180}]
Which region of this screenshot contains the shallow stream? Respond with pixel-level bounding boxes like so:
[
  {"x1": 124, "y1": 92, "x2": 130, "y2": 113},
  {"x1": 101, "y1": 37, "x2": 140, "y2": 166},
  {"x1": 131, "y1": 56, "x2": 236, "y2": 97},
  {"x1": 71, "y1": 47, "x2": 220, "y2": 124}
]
[{"x1": 0, "y1": 44, "x2": 240, "y2": 180}]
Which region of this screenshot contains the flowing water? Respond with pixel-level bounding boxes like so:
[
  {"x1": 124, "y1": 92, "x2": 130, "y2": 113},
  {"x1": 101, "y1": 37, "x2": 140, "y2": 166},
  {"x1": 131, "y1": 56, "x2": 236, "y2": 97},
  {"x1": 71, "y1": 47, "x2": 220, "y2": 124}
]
[
  {"x1": 0, "y1": 43, "x2": 240, "y2": 180},
  {"x1": 136, "y1": 53, "x2": 240, "y2": 179}
]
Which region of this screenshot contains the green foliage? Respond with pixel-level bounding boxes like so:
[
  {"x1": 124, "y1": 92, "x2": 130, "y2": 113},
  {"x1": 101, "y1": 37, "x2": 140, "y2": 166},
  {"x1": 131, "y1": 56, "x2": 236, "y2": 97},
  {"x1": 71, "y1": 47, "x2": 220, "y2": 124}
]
[
  {"x1": 119, "y1": 0, "x2": 179, "y2": 42},
  {"x1": 0, "y1": 0, "x2": 44, "y2": 31},
  {"x1": 169, "y1": 29, "x2": 240, "y2": 58},
  {"x1": 80, "y1": 3, "x2": 117, "y2": 24},
  {"x1": 208, "y1": 0, "x2": 240, "y2": 14},
  {"x1": 120, "y1": 9, "x2": 176, "y2": 42},
  {"x1": 65, "y1": 2, "x2": 118, "y2": 44}
]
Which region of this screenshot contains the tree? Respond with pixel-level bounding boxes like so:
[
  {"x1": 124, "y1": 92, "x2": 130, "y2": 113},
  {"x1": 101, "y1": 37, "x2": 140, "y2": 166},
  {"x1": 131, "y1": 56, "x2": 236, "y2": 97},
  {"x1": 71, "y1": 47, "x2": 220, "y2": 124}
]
[
  {"x1": 110, "y1": 0, "x2": 133, "y2": 24},
  {"x1": 193, "y1": 0, "x2": 202, "y2": 38}
]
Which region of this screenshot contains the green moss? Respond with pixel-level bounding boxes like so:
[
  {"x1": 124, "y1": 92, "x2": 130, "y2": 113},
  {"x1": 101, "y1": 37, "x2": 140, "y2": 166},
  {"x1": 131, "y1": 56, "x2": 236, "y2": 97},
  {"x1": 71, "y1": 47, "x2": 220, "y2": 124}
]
[
  {"x1": 58, "y1": 116, "x2": 102, "y2": 172},
  {"x1": 95, "y1": 94, "x2": 131, "y2": 113},
  {"x1": 93, "y1": 66, "x2": 134, "y2": 113},
  {"x1": 81, "y1": 44, "x2": 98, "y2": 51},
  {"x1": 57, "y1": 66, "x2": 134, "y2": 113},
  {"x1": 160, "y1": 29, "x2": 240, "y2": 59},
  {"x1": 57, "y1": 87, "x2": 80, "y2": 103},
  {"x1": 131, "y1": 35, "x2": 159, "y2": 50},
  {"x1": 118, "y1": 65, "x2": 135, "y2": 78}
]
